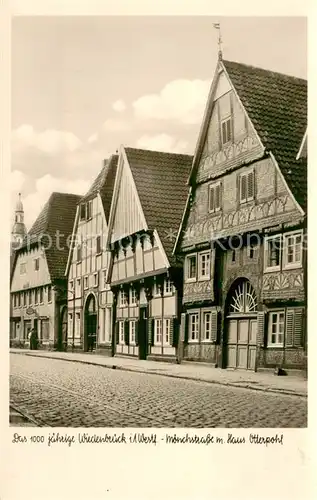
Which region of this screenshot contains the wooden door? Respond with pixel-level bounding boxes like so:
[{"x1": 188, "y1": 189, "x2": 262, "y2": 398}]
[
  {"x1": 138, "y1": 307, "x2": 148, "y2": 360},
  {"x1": 226, "y1": 317, "x2": 257, "y2": 370}
]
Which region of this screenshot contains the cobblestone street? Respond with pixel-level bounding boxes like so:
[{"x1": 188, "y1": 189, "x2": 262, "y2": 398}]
[{"x1": 10, "y1": 353, "x2": 307, "y2": 428}]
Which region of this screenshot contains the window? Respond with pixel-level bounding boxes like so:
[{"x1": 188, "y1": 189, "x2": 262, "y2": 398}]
[
  {"x1": 154, "y1": 319, "x2": 162, "y2": 345},
  {"x1": 208, "y1": 182, "x2": 221, "y2": 212},
  {"x1": 23, "y1": 292, "x2": 26, "y2": 307},
  {"x1": 119, "y1": 290, "x2": 128, "y2": 307},
  {"x1": 164, "y1": 279, "x2": 173, "y2": 295},
  {"x1": 130, "y1": 321, "x2": 136, "y2": 344},
  {"x1": 34, "y1": 289, "x2": 39, "y2": 304},
  {"x1": 119, "y1": 321, "x2": 125, "y2": 344},
  {"x1": 13, "y1": 294, "x2": 17, "y2": 308},
  {"x1": 17, "y1": 293, "x2": 21, "y2": 307},
  {"x1": 34, "y1": 258, "x2": 40, "y2": 271},
  {"x1": 231, "y1": 250, "x2": 236, "y2": 263},
  {"x1": 199, "y1": 252, "x2": 210, "y2": 280},
  {"x1": 93, "y1": 273, "x2": 98, "y2": 287},
  {"x1": 164, "y1": 318, "x2": 171, "y2": 345},
  {"x1": 221, "y1": 117, "x2": 232, "y2": 145},
  {"x1": 77, "y1": 245, "x2": 82, "y2": 262},
  {"x1": 87, "y1": 200, "x2": 93, "y2": 220},
  {"x1": 80, "y1": 204, "x2": 86, "y2": 220},
  {"x1": 130, "y1": 288, "x2": 137, "y2": 306},
  {"x1": 202, "y1": 312, "x2": 211, "y2": 341},
  {"x1": 265, "y1": 235, "x2": 282, "y2": 271},
  {"x1": 186, "y1": 254, "x2": 197, "y2": 281},
  {"x1": 268, "y1": 311, "x2": 285, "y2": 347},
  {"x1": 76, "y1": 313, "x2": 81, "y2": 335},
  {"x1": 153, "y1": 283, "x2": 161, "y2": 297},
  {"x1": 20, "y1": 263, "x2": 26, "y2": 275},
  {"x1": 240, "y1": 170, "x2": 255, "y2": 203},
  {"x1": 84, "y1": 276, "x2": 88, "y2": 289},
  {"x1": 284, "y1": 231, "x2": 302, "y2": 268},
  {"x1": 96, "y1": 236, "x2": 101, "y2": 254},
  {"x1": 47, "y1": 286, "x2": 52, "y2": 303},
  {"x1": 76, "y1": 278, "x2": 81, "y2": 287},
  {"x1": 28, "y1": 290, "x2": 32, "y2": 305},
  {"x1": 189, "y1": 313, "x2": 199, "y2": 342},
  {"x1": 39, "y1": 288, "x2": 43, "y2": 303},
  {"x1": 69, "y1": 280, "x2": 74, "y2": 292}
]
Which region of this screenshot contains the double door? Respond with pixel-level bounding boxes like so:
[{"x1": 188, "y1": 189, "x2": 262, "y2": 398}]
[{"x1": 226, "y1": 316, "x2": 257, "y2": 370}]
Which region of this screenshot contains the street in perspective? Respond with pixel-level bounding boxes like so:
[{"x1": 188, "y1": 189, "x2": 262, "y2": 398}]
[{"x1": 10, "y1": 351, "x2": 307, "y2": 428}]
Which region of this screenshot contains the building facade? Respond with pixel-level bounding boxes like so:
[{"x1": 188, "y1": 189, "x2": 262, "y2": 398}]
[
  {"x1": 106, "y1": 146, "x2": 192, "y2": 362},
  {"x1": 65, "y1": 156, "x2": 118, "y2": 354},
  {"x1": 10, "y1": 192, "x2": 80, "y2": 349},
  {"x1": 174, "y1": 58, "x2": 307, "y2": 371}
]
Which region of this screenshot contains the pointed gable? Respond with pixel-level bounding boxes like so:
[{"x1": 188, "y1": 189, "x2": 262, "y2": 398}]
[
  {"x1": 16, "y1": 192, "x2": 81, "y2": 282},
  {"x1": 80, "y1": 154, "x2": 118, "y2": 222},
  {"x1": 222, "y1": 60, "x2": 307, "y2": 209},
  {"x1": 125, "y1": 148, "x2": 193, "y2": 261}
]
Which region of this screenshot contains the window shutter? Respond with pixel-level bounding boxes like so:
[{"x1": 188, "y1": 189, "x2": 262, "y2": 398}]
[
  {"x1": 124, "y1": 321, "x2": 129, "y2": 345},
  {"x1": 293, "y1": 308, "x2": 304, "y2": 347},
  {"x1": 184, "y1": 314, "x2": 189, "y2": 344},
  {"x1": 115, "y1": 322, "x2": 119, "y2": 345},
  {"x1": 247, "y1": 171, "x2": 254, "y2": 199},
  {"x1": 285, "y1": 309, "x2": 295, "y2": 347},
  {"x1": 257, "y1": 311, "x2": 265, "y2": 347},
  {"x1": 215, "y1": 185, "x2": 220, "y2": 210},
  {"x1": 210, "y1": 310, "x2": 218, "y2": 342},
  {"x1": 135, "y1": 321, "x2": 139, "y2": 346},
  {"x1": 209, "y1": 186, "x2": 214, "y2": 212},
  {"x1": 240, "y1": 175, "x2": 247, "y2": 202},
  {"x1": 148, "y1": 318, "x2": 154, "y2": 346},
  {"x1": 169, "y1": 317, "x2": 175, "y2": 346}
]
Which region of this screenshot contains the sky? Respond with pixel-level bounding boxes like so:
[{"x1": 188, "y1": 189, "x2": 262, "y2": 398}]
[{"x1": 11, "y1": 16, "x2": 307, "y2": 229}]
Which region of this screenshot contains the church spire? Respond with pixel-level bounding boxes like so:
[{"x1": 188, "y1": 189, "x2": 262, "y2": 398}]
[{"x1": 11, "y1": 192, "x2": 27, "y2": 246}]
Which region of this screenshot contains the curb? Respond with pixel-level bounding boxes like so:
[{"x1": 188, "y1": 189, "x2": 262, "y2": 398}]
[
  {"x1": 10, "y1": 403, "x2": 40, "y2": 426},
  {"x1": 11, "y1": 350, "x2": 307, "y2": 399}
]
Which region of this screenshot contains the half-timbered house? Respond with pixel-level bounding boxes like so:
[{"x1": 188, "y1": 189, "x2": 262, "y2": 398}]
[
  {"x1": 64, "y1": 155, "x2": 118, "y2": 354},
  {"x1": 174, "y1": 58, "x2": 307, "y2": 371},
  {"x1": 106, "y1": 146, "x2": 192, "y2": 362},
  {"x1": 10, "y1": 192, "x2": 80, "y2": 349}
]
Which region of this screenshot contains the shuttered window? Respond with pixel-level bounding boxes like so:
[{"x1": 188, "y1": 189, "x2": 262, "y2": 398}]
[
  {"x1": 164, "y1": 318, "x2": 171, "y2": 345},
  {"x1": 119, "y1": 321, "x2": 125, "y2": 344},
  {"x1": 240, "y1": 170, "x2": 254, "y2": 203},
  {"x1": 221, "y1": 117, "x2": 232, "y2": 145},
  {"x1": 189, "y1": 313, "x2": 199, "y2": 342},
  {"x1": 285, "y1": 308, "x2": 304, "y2": 347},
  {"x1": 202, "y1": 312, "x2": 211, "y2": 341},
  {"x1": 208, "y1": 182, "x2": 221, "y2": 212},
  {"x1": 154, "y1": 319, "x2": 162, "y2": 345},
  {"x1": 129, "y1": 321, "x2": 136, "y2": 345},
  {"x1": 268, "y1": 311, "x2": 285, "y2": 347}
]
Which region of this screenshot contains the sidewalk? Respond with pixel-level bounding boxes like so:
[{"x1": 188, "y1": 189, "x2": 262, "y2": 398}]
[{"x1": 10, "y1": 348, "x2": 307, "y2": 398}]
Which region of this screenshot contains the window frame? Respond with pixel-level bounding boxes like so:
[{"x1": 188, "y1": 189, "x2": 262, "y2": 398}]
[
  {"x1": 239, "y1": 169, "x2": 255, "y2": 204},
  {"x1": 34, "y1": 258, "x2": 40, "y2": 271},
  {"x1": 129, "y1": 320, "x2": 136, "y2": 345},
  {"x1": 163, "y1": 318, "x2": 171, "y2": 345},
  {"x1": 185, "y1": 253, "x2": 197, "y2": 283},
  {"x1": 264, "y1": 234, "x2": 282, "y2": 273},
  {"x1": 153, "y1": 283, "x2": 161, "y2": 298},
  {"x1": 267, "y1": 310, "x2": 285, "y2": 348},
  {"x1": 119, "y1": 321, "x2": 125, "y2": 345},
  {"x1": 208, "y1": 181, "x2": 222, "y2": 213},
  {"x1": 154, "y1": 318, "x2": 163, "y2": 345},
  {"x1": 118, "y1": 290, "x2": 128, "y2": 308},
  {"x1": 283, "y1": 230, "x2": 303, "y2": 270},
  {"x1": 164, "y1": 279, "x2": 174, "y2": 296},
  {"x1": 39, "y1": 287, "x2": 44, "y2": 304},
  {"x1": 202, "y1": 311, "x2": 212, "y2": 342},
  {"x1": 83, "y1": 276, "x2": 89, "y2": 290},
  {"x1": 130, "y1": 288, "x2": 137, "y2": 306},
  {"x1": 221, "y1": 116, "x2": 232, "y2": 146},
  {"x1": 188, "y1": 312, "x2": 199, "y2": 343},
  {"x1": 198, "y1": 251, "x2": 211, "y2": 281},
  {"x1": 93, "y1": 272, "x2": 98, "y2": 287},
  {"x1": 47, "y1": 286, "x2": 52, "y2": 303}
]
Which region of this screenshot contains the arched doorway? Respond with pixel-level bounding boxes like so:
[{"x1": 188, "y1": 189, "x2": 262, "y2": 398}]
[
  {"x1": 85, "y1": 294, "x2": 97, "y2": 352},
  {"x1": 60, "y1": 306, "x2": 68, "y2": 351},
  {"x1": 225, "y1": 279, "x2": 258, "y2": 370}
]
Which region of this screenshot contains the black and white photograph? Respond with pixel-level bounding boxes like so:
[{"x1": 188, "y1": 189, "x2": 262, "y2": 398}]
[{"x1": 9, "y1": 15, "x2": 307, "y2": 430}]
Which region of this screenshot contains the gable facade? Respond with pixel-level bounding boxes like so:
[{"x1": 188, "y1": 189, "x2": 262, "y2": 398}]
[{"x1": 176, "y1": 59, "x2": 307, "y2": 372}]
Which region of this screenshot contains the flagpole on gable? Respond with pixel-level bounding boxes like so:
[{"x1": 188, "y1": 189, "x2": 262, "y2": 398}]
[{"x1": 213, "y1": 23, "x2": 222, "y2": 60}]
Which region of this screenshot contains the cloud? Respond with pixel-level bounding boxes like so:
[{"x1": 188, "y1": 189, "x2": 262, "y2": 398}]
[
  {"x1": 112, "y1": 99, "x2": 126, "y2": 113},
  {"x1": 136, "y1": 134, "x2": 189, "y2": 153},
  {"x1": 133, "y1": 78, "x2": 210, "y2": 125},
  {"x1": 12, "y1": 125, "x2": 81, "y2": 155},
  {"x1": 87, "y1": 133, "x2": 98, "y2": 144},
  {"x1": 102, "y1": 118, "x2": 130, "y2": 132},
  {"x1": 10, "y1": 170, "x2": 26, "y2": 193}
]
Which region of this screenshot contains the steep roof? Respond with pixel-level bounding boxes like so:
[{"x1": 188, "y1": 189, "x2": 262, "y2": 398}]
[
  {"x1": 125, "y1": 147, "x2": 193, "y2": 261},
  {"x1": 80, "y1": 154, "x2": 118, "y2": 222},
  {"x1": 16, "y1": 192, "x2": 81, "y2": 282},
  {"x1": 222, "y1": 59, "x2": 307, "y2": 209}
]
